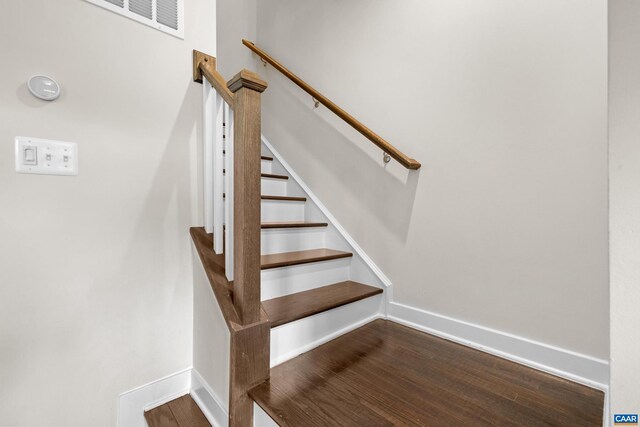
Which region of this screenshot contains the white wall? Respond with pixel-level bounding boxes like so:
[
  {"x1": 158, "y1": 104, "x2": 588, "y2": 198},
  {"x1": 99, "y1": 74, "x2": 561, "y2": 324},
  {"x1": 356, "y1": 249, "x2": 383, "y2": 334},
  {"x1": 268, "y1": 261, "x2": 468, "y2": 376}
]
[
  {"x1": 0, "y1": 1, "x2": 214, "y2": 425},
  {"x1": 609, "y1": 0, "x2": 640, "y2": 415},
  {"x1": 216, "y1": 0, "x2": 257, "y2": 78},
  {"x1": 192, "y1": 247, "x2": 230, "y2": 410},
  {"x1": 254, "y1": 0, "x2": 609, "y2": 359}
]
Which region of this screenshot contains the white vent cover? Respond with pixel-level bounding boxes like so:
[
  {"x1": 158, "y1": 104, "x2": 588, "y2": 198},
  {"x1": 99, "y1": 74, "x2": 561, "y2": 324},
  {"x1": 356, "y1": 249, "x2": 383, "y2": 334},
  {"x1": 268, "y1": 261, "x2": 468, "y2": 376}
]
[{"x1": 85, "y1": 0, "x2": 183, "y2": 38}]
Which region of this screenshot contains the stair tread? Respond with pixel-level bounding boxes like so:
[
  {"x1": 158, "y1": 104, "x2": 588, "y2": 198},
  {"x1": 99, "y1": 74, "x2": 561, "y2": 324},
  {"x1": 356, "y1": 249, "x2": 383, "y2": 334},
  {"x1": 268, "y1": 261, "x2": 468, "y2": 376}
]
[
  {"x1": 261, "y1": 221, "x2": 327, "y2": 229},
  {"x1": 144, "y1": 394, "x2": 210, "y2": 427},
  {"x1": 223, "y1": 171, "x2": 288, "y2": 180},
  {"x1": 223, "y1": 194, "x2": 306, "y2": 202},
  {"x1": 261, "y1": 172, "x2": 288, "y2": 180},
  {"x1": 222, "y1": 150, "x2": 273, "y2": 161},
  {"x1": 261, "y1": 248, "x2": 352, "y2": 270},
  {"x1": 263, "y1": 281, "x2": 382, "y2": 328},
  {"x1": 261, "y1": 195, "x2": 307, "y2": 202}
]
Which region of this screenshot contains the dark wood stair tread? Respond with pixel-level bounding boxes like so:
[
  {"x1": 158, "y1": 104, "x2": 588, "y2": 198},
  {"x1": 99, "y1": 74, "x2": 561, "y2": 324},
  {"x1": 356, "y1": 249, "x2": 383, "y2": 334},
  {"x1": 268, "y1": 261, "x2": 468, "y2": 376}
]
[
  {"x1": 145, "y1": 395, "x2": 210, "y2": 427},
  {"x1": 261, "y1": 173, "x2": 288, "y2": 180},
  {"x1": 261, "y1": 248, "x2": 352, "y2": 270},
  {"x1": 261, "y1": 195, "x2": 306, "y2": 202},
  {"x1": 222, "y1": 150, "x2": 273, "y2": 161},
  {"x1": 224, "y1": 194, "x2": 306, "y2": 202},
  {"x1": 223, "y1": 171, "x2": 287, "y2": 180},
  {"x1": 263, "y1": 281, "x2": 382, "y2": 328},
  {"x1": 261, "y1": 221, "x2": 327, "y2": 229}
]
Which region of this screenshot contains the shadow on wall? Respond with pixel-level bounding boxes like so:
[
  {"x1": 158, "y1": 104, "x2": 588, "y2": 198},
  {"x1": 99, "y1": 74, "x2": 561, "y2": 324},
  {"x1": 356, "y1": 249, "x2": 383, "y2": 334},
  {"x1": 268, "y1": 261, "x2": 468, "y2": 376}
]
[
  {"x1": 118, "y1": 80, "x2": 200, "y2": 320},
  {"x1": 262, "y1": 72, "x2": 421, "y2": 244},
  {"x1": 16, "y1": 82, "x2": 50, "y2": 108}
]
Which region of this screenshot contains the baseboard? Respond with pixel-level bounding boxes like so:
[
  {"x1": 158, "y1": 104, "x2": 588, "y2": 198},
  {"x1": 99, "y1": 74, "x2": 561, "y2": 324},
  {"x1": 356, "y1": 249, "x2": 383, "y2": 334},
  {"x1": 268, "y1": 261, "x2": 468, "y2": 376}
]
[
  {"x1": 191, "y1": 369, "x2": 228, "y2": 427},
  {"x1": 388, "y1": 302, "x2": 609, "y2": 391},
  {"x1": 117, "y1": 368, "x2": 192, "y2": 427},
  {"x1": 117, "y1": 368, "x2": 228, "y2": 427}
]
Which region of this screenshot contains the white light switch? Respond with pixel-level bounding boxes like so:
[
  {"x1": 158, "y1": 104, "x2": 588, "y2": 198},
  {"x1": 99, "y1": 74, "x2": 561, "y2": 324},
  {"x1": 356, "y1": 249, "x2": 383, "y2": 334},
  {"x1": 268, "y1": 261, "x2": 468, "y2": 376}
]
[
  {"x1": 15, "y1": 136, "x2": 78, "y2": 176},
  {"x1": 23, "y1": 147, "x2": 37, "y2": 165}
]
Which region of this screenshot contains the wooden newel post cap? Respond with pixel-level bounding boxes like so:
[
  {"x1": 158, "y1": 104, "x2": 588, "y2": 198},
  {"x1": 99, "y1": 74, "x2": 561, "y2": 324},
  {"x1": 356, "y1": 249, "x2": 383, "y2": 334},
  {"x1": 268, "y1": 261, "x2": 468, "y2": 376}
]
[{"x1": 227, "y1": 70, "x2": 268, "y2": 93}]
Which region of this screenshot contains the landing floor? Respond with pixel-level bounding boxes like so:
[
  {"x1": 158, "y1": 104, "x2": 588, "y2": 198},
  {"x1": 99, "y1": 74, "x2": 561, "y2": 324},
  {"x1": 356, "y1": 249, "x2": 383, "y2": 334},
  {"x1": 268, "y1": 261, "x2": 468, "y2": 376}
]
[
  {"x1": 250, "y1": 319, "x2": 604, "y2": 426},
  {"x1": 144, "y1": 395, "x2": 210, "y2": 427}
]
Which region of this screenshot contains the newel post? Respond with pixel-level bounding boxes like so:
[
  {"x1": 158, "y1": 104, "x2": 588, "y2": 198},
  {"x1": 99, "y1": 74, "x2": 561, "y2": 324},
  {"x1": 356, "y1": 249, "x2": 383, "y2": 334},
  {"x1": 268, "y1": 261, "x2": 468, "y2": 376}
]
[{"x1": 227, "y1": 70, "x2": 267, "y2": 325}]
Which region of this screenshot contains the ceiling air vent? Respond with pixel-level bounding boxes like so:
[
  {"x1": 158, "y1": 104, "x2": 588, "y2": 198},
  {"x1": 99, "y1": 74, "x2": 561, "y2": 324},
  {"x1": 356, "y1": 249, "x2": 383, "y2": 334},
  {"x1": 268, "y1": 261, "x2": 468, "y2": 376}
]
[{"x1": 85, "y1": 0, "x2": 183, "y2": 38}]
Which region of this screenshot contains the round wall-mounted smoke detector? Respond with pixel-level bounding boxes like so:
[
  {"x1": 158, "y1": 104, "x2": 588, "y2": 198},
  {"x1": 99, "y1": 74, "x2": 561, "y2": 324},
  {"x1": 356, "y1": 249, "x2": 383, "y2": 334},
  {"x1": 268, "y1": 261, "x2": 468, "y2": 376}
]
[{"x1": 27, "y1": 75, "x2": 61, "y2": 101}]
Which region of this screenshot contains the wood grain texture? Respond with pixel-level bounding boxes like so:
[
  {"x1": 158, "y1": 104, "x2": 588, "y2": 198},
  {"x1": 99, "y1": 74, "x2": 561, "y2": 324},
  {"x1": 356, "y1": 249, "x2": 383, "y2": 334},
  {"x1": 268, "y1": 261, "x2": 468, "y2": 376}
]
[
  {"x1": 168, "y1": 395, "x2": 211, "y2": 427},
  {"x1": 190, "y1": 227, "x2": 240, "y2": 328},
  {"x1": 261, "y1": 173, "x2": 288, "y2": 180},
  {"x1": 224, "y1": 194, "x2": 307, "y2": 202},
  {"x1": 192, "y1": 50, "x2": 214, "y2": 83},
  {"x1": 145, "y1": 404, "x2": 180, "y2": 427},
  {"x1": 261, "y1": 248, "x2": 353, "y2": 270},
  {"x1": 144, "y1": 395, "x2": 210, "y2": 427},
  {"x1": 250, "y1": 319, "x2": 605, "y2": 427},
  {"x1": 229, "y1": 318, "x2": 271, "y2": 427},
  {"x1": 222, "y1": 151, "x2": 272, "y2": 161},
  {"x1": 229, "y1": 69, "x2": 267, "y2": 325},
  {"x1": 242, "y1": 40, "x2": 421, "y2": 170},
  {"x1": 261, "y1": 221, "x2": 327, "y2": 229},
  {"x1": 263, "y1": 281, "x2": 383, "y2": 328},
  {"x1": 190, "y1": 228, "x2": 272, "y2": 427},
  {"x1": 193, "y1": 50, "x2": 235, "y2": 107},
  {"x1": 260, "y1": 195, "x2": 306, "y2": 202}
]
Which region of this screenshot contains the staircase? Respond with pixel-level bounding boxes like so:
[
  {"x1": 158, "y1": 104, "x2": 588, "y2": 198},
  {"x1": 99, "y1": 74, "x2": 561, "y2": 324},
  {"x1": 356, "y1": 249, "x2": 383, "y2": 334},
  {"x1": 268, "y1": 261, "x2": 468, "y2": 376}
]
[
  {"x1": 191, "y1": 48, "x2": 393, "y2": 426},
  {"x1": 255, "y1": 141, "x2": 384, "y2": 366},
  {"x1": 184, "y1": 47, "x2": 605, "y2": 427}
]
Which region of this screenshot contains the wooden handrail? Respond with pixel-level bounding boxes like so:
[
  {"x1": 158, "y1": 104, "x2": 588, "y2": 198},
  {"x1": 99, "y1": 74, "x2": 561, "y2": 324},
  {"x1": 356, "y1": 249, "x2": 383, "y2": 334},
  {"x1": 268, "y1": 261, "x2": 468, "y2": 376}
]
[
  {"x1": 193, "y1": 50, "x2": 235, "y2": 107},
  {"x1": 242, "y1": 39, "x2": 421, "y2": 170}
]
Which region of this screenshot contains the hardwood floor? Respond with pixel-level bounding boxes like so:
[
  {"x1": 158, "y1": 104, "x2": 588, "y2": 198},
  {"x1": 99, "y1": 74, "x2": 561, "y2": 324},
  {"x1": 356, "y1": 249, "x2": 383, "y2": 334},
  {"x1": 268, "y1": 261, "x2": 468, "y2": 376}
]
[
  {"x1": 250, "y1": 319, "x2": 604, "y2": 427},
  {"x1": 144, "y1": 395, "x2": 210, "y2": 427}
]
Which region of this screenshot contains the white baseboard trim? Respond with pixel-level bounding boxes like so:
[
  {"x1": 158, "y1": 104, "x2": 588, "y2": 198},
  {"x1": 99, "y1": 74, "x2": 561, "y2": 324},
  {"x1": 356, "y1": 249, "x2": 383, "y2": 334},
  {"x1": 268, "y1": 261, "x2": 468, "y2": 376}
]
[
  {"x1": 388, "y1": 302, "x2": 609, "y2": 391},
  {"x1": 117, "y1": 367, "x2": 228, "y2": 427},
  {"x1": 117, "y1": 367, "x2": 192, "y2": 427},
  {"x1": 191, "y1": 369, "x2": 228, "y2": 427}
]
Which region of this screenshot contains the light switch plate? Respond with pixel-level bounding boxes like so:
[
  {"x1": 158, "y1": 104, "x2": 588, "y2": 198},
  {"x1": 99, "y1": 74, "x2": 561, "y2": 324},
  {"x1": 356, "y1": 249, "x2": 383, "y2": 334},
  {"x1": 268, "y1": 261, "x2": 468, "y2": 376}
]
[{"x1": 15, "y1": 136, "x2": 78, "y2": 176}]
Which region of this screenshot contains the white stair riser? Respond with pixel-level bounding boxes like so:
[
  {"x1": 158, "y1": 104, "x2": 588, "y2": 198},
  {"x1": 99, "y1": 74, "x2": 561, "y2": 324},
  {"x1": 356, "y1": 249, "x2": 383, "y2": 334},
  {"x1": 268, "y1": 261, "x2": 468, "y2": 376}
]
[
  {"x1": 261, "y1": 159, "x2": 272, "y2": 174},
  {"x1": 261, "y1": 228, "x2": 325, "y2": 256},
  {"x1": 261, "y1": 200, "x2": 305, "y2": 222},
  {"x1": 270, "y1": 295, "x2": 384, "y2": 366},
  {"x1": 261, "y1": 258, "x2": 350, "y2": 300},
  {"x1": 223, "y1": 200, "x2": 305, "y2": 222},
  {"x1": 261, "y1": 178, "x2": 288, "y2": 195}
]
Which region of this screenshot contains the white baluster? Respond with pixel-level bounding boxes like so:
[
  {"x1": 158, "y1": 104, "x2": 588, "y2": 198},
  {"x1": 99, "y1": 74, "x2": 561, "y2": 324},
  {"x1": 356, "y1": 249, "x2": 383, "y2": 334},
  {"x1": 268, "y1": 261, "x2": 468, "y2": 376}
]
[
  {"x1": 212, "y1": 92, "x2": 224, "y2": 253},
  {"x1": 202, "y1": 79, "x2": 214, "y2": 236},
  {"x1": 224, "y1": 103, "x2": 234, "y2": 281}
]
